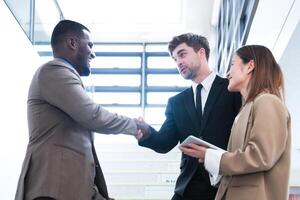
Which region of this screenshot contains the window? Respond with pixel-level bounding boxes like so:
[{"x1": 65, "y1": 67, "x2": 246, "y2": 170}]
[{"x1": 36, "y1": 42, "x2": 189, "y2": 128}]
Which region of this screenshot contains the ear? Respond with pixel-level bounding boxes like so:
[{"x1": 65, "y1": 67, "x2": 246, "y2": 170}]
[
  {"x1": 66, "y1": 37, "x2": 78, "y2": 51},
  {"x1": 246, "y1": 60, "x2": 255, "y2": 74},
  {"x1": 197, "y1": 48, "x2": 208, "y2": 61},
  {"x1": 197, "y1": 48, "x2": 205, "y2": 56}
]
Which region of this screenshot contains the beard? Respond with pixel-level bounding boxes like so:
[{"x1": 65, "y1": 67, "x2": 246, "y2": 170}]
[
  {"x1": 181, "y1": 69, "x2": 194, "y2": 80},
  {"x1": 81, "y1": 64, "x2": 91, "y2": 76},
  {"x1": 75, "y1": 62, "x2": 90, "y2": 76},
  {"x1": 74, "y1": 54, "x2": 91, "y2": 76}
]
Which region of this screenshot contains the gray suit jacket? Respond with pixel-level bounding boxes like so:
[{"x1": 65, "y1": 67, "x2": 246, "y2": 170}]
[
  {"x1": 15, "y1": 59, "x2": 137, "y2": 200},
  {"x1": 216, "y1": 93, "x2": 291, "y2": 200}
]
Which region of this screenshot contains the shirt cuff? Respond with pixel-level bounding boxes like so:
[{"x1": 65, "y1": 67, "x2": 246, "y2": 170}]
[{"x1": 204, "y1": 148, "x2": 226, "y2": 186}]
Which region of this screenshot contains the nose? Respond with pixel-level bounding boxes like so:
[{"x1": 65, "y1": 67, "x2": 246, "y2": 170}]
[
  {"x1": 90, "y1": 51, "x2": 96, "y2": 59},
  {"x1": 176, "y1": 58, "x2": 183, "y2": 67}
]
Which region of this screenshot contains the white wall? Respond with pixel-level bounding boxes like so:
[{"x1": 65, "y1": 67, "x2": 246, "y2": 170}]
[
  {"x1": 279, "y1": 20, "x2": 300, "y2": 188},
  {"x1": 246, "y1": 0, "x2": 300, "y2": 188},
  {"x1": 246, "y1": 0, "x2": 299, "y2": 59},
  {"x1": 0, "y1": 2, "x2": 41, "y2": 199}
]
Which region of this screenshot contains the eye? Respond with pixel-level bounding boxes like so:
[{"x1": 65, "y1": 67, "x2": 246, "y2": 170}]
[{"x1": 179, "y1": 52, "x2": 186, "y2": 58}]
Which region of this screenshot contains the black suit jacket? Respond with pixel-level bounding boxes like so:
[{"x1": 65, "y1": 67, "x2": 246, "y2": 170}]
[{"x1": 139, "y1": 75, "x2": 241, "y2": 197}]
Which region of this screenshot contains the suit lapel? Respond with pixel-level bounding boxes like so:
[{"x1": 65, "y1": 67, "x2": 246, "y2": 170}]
[
  {"x1": 199, "y1": 76, "x2": 224, "y2": 135},
  {"x1": 183, "y1": 87, "x2": 201, "y2": 131},
  {"x1": 229, "y1": 102, "x2": 253, "y2": 151}
]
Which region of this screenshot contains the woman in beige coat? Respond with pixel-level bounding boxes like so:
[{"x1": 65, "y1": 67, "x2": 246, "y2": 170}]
[{"x1": 180, "y1": 45, "x2": 291, "y2": 200}]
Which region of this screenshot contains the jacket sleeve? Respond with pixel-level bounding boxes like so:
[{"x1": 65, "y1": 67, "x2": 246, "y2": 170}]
[
  {"x1": 39, "y1": 65, "x2": 136, "y2": 135},
  {"x1": 139, "y1": 97, "x2": 179, "y2": 153},
  {"x1": 219, "y1": 94, "x2": 290, "y2": 175}
]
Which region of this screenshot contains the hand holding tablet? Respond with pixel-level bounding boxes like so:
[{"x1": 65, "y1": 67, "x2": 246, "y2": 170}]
[{"x1": 180, "y1": 135, "x2": 223, "y2": 151}]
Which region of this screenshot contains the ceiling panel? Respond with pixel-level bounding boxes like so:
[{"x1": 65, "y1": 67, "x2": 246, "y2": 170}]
[{"x1": 56, "y1": 0, "x2": 214, "y2": 42}]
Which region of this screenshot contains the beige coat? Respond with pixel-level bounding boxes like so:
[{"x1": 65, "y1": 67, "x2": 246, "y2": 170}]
[
  {"x1": 15, "y1": 59, "x2": 137, "y2": 200},
  {"x1": 215, "y1": 93, "x2": 291, "y2": 200}
]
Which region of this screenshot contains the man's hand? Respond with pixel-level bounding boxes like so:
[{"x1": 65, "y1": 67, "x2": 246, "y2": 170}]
[
  {"x1": 134, "y1": 117, "x2": 150, "y2": 141},
  {"x1": 179, "y1": 143, "x2": 207, "y2": 163}
]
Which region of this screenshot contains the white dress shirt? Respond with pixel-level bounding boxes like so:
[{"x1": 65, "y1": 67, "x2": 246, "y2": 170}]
[
  {"x1": 191, "y1": 72, "x2": 227, "y2": 186},
  {"x1": 205, "y1": 148, "x2": 226, "y2": 185},
  {"x1": 191, "y1": 72, "x2": 216, "y2": 112}
]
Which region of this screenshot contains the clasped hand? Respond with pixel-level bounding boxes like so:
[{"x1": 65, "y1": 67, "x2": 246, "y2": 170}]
[{"x1": 134, "y1": 117, "x2": 150, "y2": 141}]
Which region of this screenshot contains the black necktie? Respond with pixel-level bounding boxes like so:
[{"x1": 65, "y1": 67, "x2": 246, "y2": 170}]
[{"x1": 196, "y1": 84, "x2": 203, "y2": 119}]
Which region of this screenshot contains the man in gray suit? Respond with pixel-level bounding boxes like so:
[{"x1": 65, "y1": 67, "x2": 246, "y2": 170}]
[{"x1": 15, "y1": 20, "x2": 137, "y2": 200}]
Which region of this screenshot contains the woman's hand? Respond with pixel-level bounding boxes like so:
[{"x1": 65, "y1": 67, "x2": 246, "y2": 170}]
[{"x1": 179, "y1": 144, "x2": 208, "y2": 162}]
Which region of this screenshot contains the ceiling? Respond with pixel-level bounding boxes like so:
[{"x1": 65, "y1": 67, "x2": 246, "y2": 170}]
[
  {"x1": 54, "y1": 0, "x2": 215, "y2": 42},
  {"x1": 246, "y1": 0, "x2": 299, "y2": 60}
]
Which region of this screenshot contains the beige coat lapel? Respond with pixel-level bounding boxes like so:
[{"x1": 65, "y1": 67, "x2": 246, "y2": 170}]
[
  {"x1": 216, "y1": 103, "x2": 253, "y2": 199},
  {"x1": 229, "y1": 102, "x2": 253, "y2": 151}
]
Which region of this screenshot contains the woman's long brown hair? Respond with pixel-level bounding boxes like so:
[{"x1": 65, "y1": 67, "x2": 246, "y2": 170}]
[{"x1": 235, "y1": 45, "x2": 284, "y2": 103}]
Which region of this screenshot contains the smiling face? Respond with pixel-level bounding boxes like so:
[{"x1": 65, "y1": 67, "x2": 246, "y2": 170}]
[
  {"x1": 227, "y1": 53, "x2": 254, "y2": 97},
  {"x1": 171, "y1": 43, "x2": 204, "y2": 80},
  {"x1": 74, "y1": 29, "x2": 95, "y2": 76}
]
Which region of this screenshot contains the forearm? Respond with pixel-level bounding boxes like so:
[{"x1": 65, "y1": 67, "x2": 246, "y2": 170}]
[{"x1": 138, "y1": 127, "x2": 178, "y2": 153}]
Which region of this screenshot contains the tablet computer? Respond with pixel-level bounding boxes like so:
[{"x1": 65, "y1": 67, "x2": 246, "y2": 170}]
[{"x1": 180, "y1": 135, "x2": 223, "y2": 151}]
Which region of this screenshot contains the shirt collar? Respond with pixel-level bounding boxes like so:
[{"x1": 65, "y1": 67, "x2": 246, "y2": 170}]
[
  {"x1": 54, "y1": 57, "x2": 75, "y2": 69},
  {"x1": 192, "y1": 72, "x2": 216, "y2": 94}
]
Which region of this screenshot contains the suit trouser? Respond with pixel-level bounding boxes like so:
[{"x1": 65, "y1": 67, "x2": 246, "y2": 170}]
[
  {"x1": 172, "y1": 193, "x2": 216, "y2": 200},
  {"x1": 171, "y1": 178, "x2": 217, "y2": 200}
]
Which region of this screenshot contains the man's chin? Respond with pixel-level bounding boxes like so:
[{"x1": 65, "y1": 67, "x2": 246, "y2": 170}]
[
  {"x1": 181, "y1": 74, "x2": 191, "y2": 80},
  {"x1": 81, "y1": 66, "x2": 91, "y2": 76}
]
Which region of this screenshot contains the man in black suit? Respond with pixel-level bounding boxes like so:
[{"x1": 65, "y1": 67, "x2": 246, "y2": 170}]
[{"x1": 135, "y1": 33, "x2": 241, "y2": 200}]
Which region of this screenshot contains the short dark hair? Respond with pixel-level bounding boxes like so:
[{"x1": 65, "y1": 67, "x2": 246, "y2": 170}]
[
  {"x1": 168, "y1": 33, "x2": 210, "y2": 60},
  {"x1": 50, "y1": 19, "x2": 90, "y2": 48}
]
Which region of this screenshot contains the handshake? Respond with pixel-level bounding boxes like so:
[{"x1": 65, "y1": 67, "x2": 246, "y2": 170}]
[{"x1": 134, "y1": 117, "x2": 151, "y2": 141}]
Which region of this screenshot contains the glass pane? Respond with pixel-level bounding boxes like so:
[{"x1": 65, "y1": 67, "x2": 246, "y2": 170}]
[
  {"x1": 34, "y1": 44, "x2": 52, "y2": 52},
  {"x1": 92, "y1": 56, "x2": 141, "y2": 68},
  {"x1": 93, "y1": 92, "x2": 140, "y2": 105},
  {"x1": 89, "y1": 74, "x2": 140, "y2": 87},
  {"x1": 4, "y1": 0, "x2": 30, "y2": 38},
  {"x1": 145, "y1": 107, "x2": 166, "y2": 126},
  {"x1": 93, "y1": 44, "x2": 143, "y2": 52},
  {"x1": 148, "y1": 57, "x2": 177, "y2": 69},
  {"x1": 147, "y1": 74, "x2": 191, "y2": 87},
  {"x1": 102, "y1": 107, "x2": 143, "y2": 119},
  {"x1": 34, "y1": 0, "x2": 61, "y2": 43},
  {"x1": 147, "y1": 92, "x2": 177, "y2": 105},
  {"x1": 146, "y1": 44, "x2": 169, "y2": 52}
]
